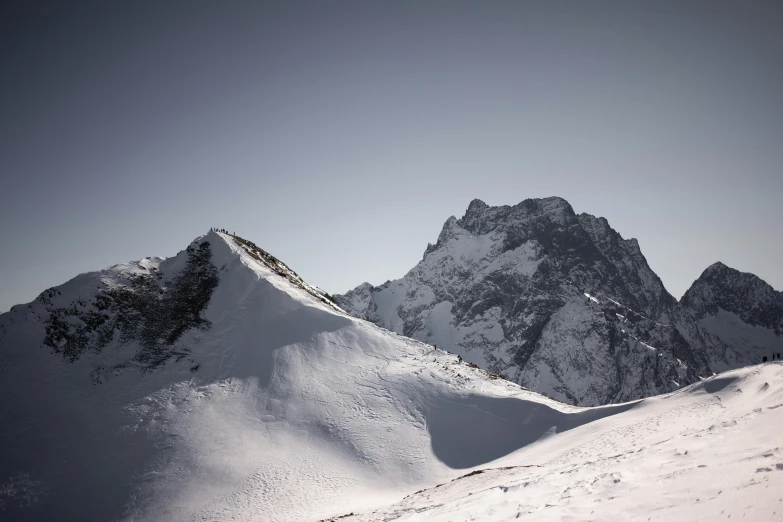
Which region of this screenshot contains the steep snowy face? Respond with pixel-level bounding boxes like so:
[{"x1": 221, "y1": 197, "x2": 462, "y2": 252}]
[
  {"x1": 0, "y1": 230, "x2": 636, "y2": 522},
  {"x1": 681, "y1": 262, "x2": 783, "y2": 361},
  {"x1": 336, "y1": 197, "x2": 724, "y2": 406}
]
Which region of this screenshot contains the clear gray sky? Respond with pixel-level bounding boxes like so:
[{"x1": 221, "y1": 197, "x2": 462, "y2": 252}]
[{"x1": 1, "y1": 0, "x2": 782, "y2": 312}]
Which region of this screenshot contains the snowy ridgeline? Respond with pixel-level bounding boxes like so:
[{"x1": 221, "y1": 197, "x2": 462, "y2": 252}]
[{"x1": 0, "y1": 230, "x2": 781, "y2": 521}]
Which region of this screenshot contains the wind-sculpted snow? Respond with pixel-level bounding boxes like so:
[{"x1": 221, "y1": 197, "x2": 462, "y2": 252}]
[
  {"x1": 425, "y1": 393, "x2": 636, "y2": 468},
  {"x1": 336, "y1": 197, "x2": 733, "y2": 406},
  {"x1": 326, "y1": 364, "x2": 783, "y2": 522}
]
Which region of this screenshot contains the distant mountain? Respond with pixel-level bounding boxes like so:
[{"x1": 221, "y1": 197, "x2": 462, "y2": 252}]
[
  {"x1": 336, "y1": 197, "x2": 763, "y2": 406},
  {"x1": 681, "y1": 261, "x2": 783, "y2": 361}
]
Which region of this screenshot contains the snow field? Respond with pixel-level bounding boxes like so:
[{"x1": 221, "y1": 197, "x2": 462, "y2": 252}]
[
  {"x1": 2, "y1": 231, "x2": 781, "y2": 522},
  {"x1": 330, "y1": 364, "x2": 783, "y2": 521}
]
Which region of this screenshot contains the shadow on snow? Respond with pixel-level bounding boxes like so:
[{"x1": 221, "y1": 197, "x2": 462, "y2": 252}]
[{"x1": 426, "y1": 394, "x2": 638, "y2": 469}]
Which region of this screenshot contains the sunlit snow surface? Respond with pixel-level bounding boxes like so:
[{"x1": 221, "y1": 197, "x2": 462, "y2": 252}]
[
  {"x1": 0, "y1": 232, "x2": 781, "y2": 521},
  {"x1": 330, "y1": 365, "x2": 783, "y2": 521}
]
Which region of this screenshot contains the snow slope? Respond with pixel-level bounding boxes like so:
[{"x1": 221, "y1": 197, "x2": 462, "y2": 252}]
[
  {"x1": 2, "y1": 231, "x2": 780, "y2": 521},
  {"x1": 327, "y1": 363, "x2": 783, "y2": 521},
  {"x1": 0, "y1": 231, "x2": 631, "y2": 521}
]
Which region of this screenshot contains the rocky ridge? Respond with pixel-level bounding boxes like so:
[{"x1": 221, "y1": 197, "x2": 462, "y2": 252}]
[
  {"x1": 681, "y1": 261, "x2": 783, "y2": 361},
  {"x1": 336, "y1": 197, "x2": 770, "y2": 406}
]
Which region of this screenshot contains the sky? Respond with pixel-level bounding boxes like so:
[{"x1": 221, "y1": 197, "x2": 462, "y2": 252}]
[{"x1": 1, "y1": 0, "x2": 782, "y2": 312}]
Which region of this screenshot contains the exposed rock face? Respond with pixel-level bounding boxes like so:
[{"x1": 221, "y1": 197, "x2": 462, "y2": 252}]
[
  {"x1": 336, "y1": 197, "x2": 742, "y2": 406},
  {"x1": 681, "y1": 262, "x2": 783, "y2": 362},
  {"x1": 41, "y1": 241, "x2": 220, "y2": 367},
  {"x1": 1, "y1": 231, "x2": 341, "y2": 383}
]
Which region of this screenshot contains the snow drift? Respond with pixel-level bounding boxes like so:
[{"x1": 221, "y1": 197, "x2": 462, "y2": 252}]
[{"x1": 333, "y1": 363, "x2": 783, "y2": 521}]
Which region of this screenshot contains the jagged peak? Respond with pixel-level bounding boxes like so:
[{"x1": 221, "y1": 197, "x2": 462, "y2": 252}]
[
  {"x1": 685, "y1": 260, "x2": 782, "y2": 298},
  {"x1": 694, "y1": 262, "x2": 753, "y2": 284},
  {"x1": 434, "y1": 197, "x2": 651, "y2": 262},
  {"x1": 704, "y1": 261, "x2": 729, "y2": 273},
  {"x1": 536, "y1": 195, "x2": 574, "y2": 210},
  {"x1": 516, "y1": 196, "x2": 575, "y2": 218},
  {"x1": 346, "y1": 282, "x2": 375, "y2": 294},
  {"x1": 425, "y1": 216, "x2": 460, "y2": 255},
  {"x1": 577, "y1": 212, "x2": 608, "y2": 226},
  {"x1": 682, "y1": 261, "x2": 783, "y2": 333},
  {"x1": 577, "y1": 213, "x2": 643, "y2": 252},
  {"x1": 462, "y1": 196, "x2": 576, "y2": 217},
  {"x1": 439, "y1": 216, "x2": 459, "y2": 237},
  {"x1": 466, "y1": 198, "x2": 489, "y2": 212},
  {"x1": 455, "y1": 196, "x2": 579, "y2": 236}
]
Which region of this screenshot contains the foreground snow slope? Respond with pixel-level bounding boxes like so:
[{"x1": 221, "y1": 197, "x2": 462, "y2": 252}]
[
  {"x1": 0, "y1": 231, "x2": 631, "y2": 521},
  {"x1": 330, "y1": 363, "x2": 783, "y2": 521}
]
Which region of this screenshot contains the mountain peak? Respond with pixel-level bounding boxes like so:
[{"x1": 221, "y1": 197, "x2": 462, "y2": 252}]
[
  {"x1": 2, "y1": 226, "x2": 577, "y2": 522},
  {"x1": 695, "y1": 262, "x2": 766, "y2": 287},
  {"x1": 681, "y1": 260, "x2": 782, "y2": 337},
  {"x1": 337, "y1": 196, "x2": 702, "y2": 405},
  {"x1": 535, "y1": 195, "x2": 573, "y2": 209},
  {"x1": 704, "y1": 261, "x2": 729, "y2": 273},
  {"x1": 515, "y1": 196, "x2": 575, "y2": 218},
  {"x1": 466, "y1": 198, "x2": 489, "y2": 212}
]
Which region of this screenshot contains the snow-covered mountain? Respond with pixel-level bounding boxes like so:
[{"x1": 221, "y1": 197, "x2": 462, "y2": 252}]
[
  {"x1": 335, "y1": 197, "x2": 759, "y2": 406},
  {"x1": 1, "y1": 230, "x2": 781, "y2": 521},
  {"x1": 681, "y1": 261, "x2": 783, "y2": 362},
  {"x1": 0, "y1": 230, "x2": 633, "y2": 521}
]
